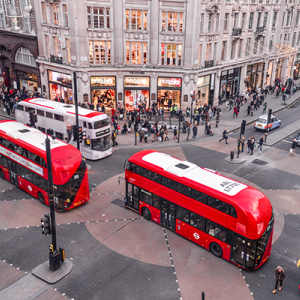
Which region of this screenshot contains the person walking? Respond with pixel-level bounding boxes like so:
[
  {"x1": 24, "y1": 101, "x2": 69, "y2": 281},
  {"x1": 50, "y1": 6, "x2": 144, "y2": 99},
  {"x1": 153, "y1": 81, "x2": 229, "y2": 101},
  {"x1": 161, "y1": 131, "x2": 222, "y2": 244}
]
[
  {"x1": 247, "y1": 137, "x2": 252, "y2": 154},
  {"x1": 186, "y1": 124, "x2": 191, "y2": 141},
  {"x1": 250, "y1": 136, "x2": 255, "y2": 155},
  {"x1": 173, "y1": 127, "x2": 178, "y2": 139},
  {"x1": 241, "y1": 136, "x2": 245, "y2": 152},
  {"x1": 111, "y1": 130, "x2": 117, "y2": 147},
  {"x1": 258, "y1": 135, "x2": 264, "y2": 151},
  {"x1": 272, "y1": 266, "x2": 285, "y2": 294},
  {"x1": 219, "y1": 128, "x2": 228, "y2": 144},
  {"x1": 192, "y1": 124, "x2": 198, "y2": 140},
  {"x1": 291, "y1": 138, "x2": 297, "y2": 155},
  {"x1": 282, "y1": 93, "x2": 287, "y2": 105}
]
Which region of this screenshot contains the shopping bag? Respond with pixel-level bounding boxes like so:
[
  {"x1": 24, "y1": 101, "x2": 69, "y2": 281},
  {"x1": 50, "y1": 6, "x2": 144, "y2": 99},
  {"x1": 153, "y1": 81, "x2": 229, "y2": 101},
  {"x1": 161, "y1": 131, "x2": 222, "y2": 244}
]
[{"x1": 290, "y1": 148, "x2": 293, "y2": 154}]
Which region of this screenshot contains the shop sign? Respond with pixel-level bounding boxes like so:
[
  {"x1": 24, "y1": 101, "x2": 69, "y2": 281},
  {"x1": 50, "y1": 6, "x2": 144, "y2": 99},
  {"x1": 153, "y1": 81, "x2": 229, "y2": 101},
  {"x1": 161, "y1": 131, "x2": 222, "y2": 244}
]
[
  {"x1": 197, "y1": 75, "x2": 210, "y2": 87},
  {"x1": 158, "y1": 77, "x2": 182, "y2": 88},
  {"x1": 124, "y1": 77, "x2": 149, "y2": 87},
  {"x1": 129, "y1": 71, "x2": 145, "y2": 75},
  {"x1": 91, "y1": 77, "x2": 115, "y2": 87},
  {"x1": 49, "y1": 71, "x2": 72, "y2": 86}
]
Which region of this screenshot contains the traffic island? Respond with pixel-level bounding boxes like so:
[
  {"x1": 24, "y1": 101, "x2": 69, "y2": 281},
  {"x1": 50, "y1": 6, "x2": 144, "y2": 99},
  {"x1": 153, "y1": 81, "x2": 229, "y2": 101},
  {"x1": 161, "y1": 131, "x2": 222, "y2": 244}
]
[
  {"x1": 225, "y1": 154, "x2": 247, "y2": 164},
  {"x1": 32, "y1": 259, "x2": 73, "y2": 284}
]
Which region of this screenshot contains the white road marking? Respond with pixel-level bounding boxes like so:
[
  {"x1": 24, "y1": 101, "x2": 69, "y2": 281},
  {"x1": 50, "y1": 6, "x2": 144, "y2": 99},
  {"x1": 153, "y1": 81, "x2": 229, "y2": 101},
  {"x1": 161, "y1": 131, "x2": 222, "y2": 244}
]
[{"x1": 282, "y1": 140, "x2": 292, "y2": 144}]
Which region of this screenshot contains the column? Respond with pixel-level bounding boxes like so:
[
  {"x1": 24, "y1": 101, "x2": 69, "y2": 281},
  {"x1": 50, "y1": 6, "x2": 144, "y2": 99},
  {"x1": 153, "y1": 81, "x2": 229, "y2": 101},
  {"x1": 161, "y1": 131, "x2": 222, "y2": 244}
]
[
  {"x1": 263, "y1": 61, "x2": 268, "y2": 87},
  {"x1": 113, "y1": 0, "x2": 123, "y2": 65},
  {"x1": 214, "y1": 72, "x2": 220, "y2": 106},
  {"x1": 240, "y1": 65, "x2": 247, "y2": 92},
  {"x1": 150, "y1": 0, "x2": 159, "y2": 65}
]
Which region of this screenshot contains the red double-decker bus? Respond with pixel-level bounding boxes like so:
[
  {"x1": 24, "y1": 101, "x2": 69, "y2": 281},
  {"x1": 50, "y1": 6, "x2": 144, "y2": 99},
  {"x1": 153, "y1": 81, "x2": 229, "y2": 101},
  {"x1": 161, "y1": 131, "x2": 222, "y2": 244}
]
[
  {"x1": 124, "y1": 150, "x2": 274, "y2": 270},
  {"x1": 0, "y1": 120, "x2": 89, "y2": 211}
]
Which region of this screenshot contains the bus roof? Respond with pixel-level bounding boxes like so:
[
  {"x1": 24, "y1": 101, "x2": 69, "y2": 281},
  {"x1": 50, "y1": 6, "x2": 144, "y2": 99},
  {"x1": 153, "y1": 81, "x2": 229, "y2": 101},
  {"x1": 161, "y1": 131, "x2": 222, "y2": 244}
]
[
  {"x1": 19, "y1": 98, "x2": 106, "y2": 119},
  {"x1": 129, "y1": 150, "x2": 272, "y2": 238},
  {"x1": 0, "y1": 121, "x2": 83, "y2": 181}
]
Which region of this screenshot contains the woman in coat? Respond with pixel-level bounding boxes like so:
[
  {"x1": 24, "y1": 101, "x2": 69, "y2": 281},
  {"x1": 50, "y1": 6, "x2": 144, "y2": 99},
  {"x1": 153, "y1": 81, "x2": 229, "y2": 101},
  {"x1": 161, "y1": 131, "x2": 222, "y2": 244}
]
[{"x1": 272, "y1": 266, "x2": 285, "y2": 294}]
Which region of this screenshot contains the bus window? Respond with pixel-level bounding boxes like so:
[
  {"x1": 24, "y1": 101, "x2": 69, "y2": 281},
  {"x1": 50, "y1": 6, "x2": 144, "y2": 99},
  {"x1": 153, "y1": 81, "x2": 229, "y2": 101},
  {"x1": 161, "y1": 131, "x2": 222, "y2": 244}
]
[
  {"x1": 21, "y1": 148, "x2": 29, "y2": 158},
  {"x1": 190, "y1": 213, "x2": 206, "y2": 231},
  {"x1": 25, "y1": 107, "x2": 35, "y2": 113},
  {"x1": 162, "y1": 177, "x2": 178, "y2": 191},
  {"x1": 8, "y1": 143, "x2": 15, "y2": 151},
  {"x1": 88, "y1": 123, "x2": 93, "y2": 129},
  {"x1": 38, "y1": 127, "x2": 46, "y2": 133},
  {"x1": 152, "y1": 194, "x2": 160, "y2": 209},
  {"x1": 126, "y1": 161, "x2": 136, "y2": 172},
  {"x1": 46, "y1": 112, "x2": 53, "y2": 119},
  {"x1": 1, "y1": 138, "x2": 9, "y2": 148},
  {"x1": 91, "y1": 136, "x2": 110, "y2": 151},
  {"x1": 16, "y1": 104, "x2": 24, "y2": 111},
  {"x1": 94, "y1": 118, "x2": 110, "y2": 129},
  {"x1": 207, "y1": 197, "x2": 230, "y2": 214},
  {"x1": 54, "y1": 114, "x2": 64, "y2": 122},
  {"x1": 178, "y1": 184, "x2": 191, "y2": 197},
  {"x1": 0, "y1": 154, "x2": 3, "y2": 165},
  {"x1": 83, "y1": 122, "x2": 87, "y2": 128},
  {"x1": 191, "y1": 189, "x2": 207, "y2": 204},
  {"x1": 141, "y1": 189, "x2": 152, "y2": 205},
  {"x1": 136, "y1": 165, "x2": 148, "y2": 178},
  {"x1": 148, "y1": 171, "x2": 162, "y2": 184},
  {"x1": 176, "y1": 206, "x2": 190, "y2": 223},
  {"x1": 230, "y1": 206, "x2": 237, "y2": 218},
  {"x1": 206, "y1": 220, "x2": 227, "y2": 242},
  {"x1": 17, "y1": 164, "x2": 25, "y2": 177},
  {"x1": 246, "y1": 239, "x2": 256, "y2": 268},
  {"x1": 2, "y1": 156, "x2": 8, "y2": 168},
  {"x1": 37, "y1": 110, "x2": 44, "y2": 116},
  {"x1": 55, "y1": 132, "x2": 64, "y2": 141}
]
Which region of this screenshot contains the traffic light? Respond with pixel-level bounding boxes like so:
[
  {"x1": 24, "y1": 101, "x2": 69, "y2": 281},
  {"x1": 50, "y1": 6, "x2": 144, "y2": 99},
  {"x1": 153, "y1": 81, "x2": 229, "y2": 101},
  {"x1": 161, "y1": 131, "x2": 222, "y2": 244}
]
[
  {"x1": 241, "y1": 120, "x2": 246, "y2": 135},
  {"x1": 82, "y1": 131, "x2": 87, "y2": 141},
  {"x1": 267, "y1": 109, "x2": 272, "y2": 124},
  {"x1": 78, "y1": 126, "x2": 83, "y2": 143},
  {"x1": 179, "y1": 114, "x2": 185, "y2": 122},
  {"x1": 41, "y1": 214, "x2": 51, "y2": 235}
]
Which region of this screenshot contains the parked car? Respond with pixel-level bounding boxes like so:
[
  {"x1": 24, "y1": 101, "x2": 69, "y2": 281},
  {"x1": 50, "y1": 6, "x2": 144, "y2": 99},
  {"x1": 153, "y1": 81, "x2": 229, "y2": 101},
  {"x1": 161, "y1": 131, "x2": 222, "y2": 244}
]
[{"x1": 254, "y1": 114, "x2": 281, "y2": 131}]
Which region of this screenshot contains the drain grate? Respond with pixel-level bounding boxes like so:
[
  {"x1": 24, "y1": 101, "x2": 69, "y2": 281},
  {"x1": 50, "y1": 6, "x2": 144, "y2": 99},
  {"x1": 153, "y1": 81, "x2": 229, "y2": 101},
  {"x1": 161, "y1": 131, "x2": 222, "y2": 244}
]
[{"x1": 251, "y1": 159, "x2": 268, "y2": 165}]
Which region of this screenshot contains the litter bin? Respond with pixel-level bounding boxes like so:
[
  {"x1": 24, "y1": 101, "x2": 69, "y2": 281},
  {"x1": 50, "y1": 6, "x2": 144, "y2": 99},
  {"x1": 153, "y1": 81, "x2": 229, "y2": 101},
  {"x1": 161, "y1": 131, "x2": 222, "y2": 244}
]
[{"x1": 230, "y1": 151, "x2": 234, "y2": 161}]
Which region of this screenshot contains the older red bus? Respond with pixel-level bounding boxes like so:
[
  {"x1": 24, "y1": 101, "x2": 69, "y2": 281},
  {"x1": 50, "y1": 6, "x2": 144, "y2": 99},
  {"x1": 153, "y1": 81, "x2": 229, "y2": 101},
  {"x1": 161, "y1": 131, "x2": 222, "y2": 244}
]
[
  {"x1": 0, "y1": 120, "x2": 89, "y2": 211},
  {"x1": 124, "y1": 150, "x2": 273, "y2": 270}
]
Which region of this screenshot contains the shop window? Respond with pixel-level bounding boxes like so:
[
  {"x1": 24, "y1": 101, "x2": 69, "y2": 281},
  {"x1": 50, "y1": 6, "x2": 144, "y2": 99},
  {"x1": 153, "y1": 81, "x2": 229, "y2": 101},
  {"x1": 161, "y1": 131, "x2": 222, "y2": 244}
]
[
  {"x1": 46, "y1": 112, "x2": 53, "y2": 119},
  {"x1": 87, "y1": 6, "x2": 110, "y2": 29},
  {"x1": 126, "y1": 41, "x2": 147, "y2": 65},
  {"x1": 89, "y1": 40, "x2": 111, "y2": 65},
  {"x1": 161, "y1": 43, "x2": 182, "y2": 66},
  {"x1": 162, "y1": 11, "x2": 183, "y2": 32},
  {"x1": 126, "y1": 9, "x2": 147, "y2": 30},
  {"x1": 15, "y1": 47, "x2": 36, "y2": 67}
]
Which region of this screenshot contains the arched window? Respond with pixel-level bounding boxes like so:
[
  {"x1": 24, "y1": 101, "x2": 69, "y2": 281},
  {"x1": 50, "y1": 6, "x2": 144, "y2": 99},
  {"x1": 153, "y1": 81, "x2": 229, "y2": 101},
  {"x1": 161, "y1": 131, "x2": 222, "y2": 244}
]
[{"x1": 15, "y1": 47, "x2": 36, "y2": 66}]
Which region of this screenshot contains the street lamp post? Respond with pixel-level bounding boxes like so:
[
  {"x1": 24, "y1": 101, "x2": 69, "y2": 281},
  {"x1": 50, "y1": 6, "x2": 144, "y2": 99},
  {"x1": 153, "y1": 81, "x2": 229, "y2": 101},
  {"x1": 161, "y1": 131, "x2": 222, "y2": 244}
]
[
  {"x1": 190, "y1": 90, "x2": 195, "y2": 124},
  {"x1": 73, "y1": 72, "x2": 80, "y2": 151},
  {"x1": 45, "y1": 130, "x2": 64, "y2": 271}
]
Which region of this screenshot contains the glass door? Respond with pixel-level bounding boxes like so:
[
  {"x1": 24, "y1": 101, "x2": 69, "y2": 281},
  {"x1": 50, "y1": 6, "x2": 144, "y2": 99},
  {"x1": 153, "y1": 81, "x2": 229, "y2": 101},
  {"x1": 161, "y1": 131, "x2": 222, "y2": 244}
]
[
  {"x1": 231, "y1": 234, "x2": 246, "y2": 267},
  {"x1": 160, "y1": 199, "x2": 176, "y2": 231},
  {"x1": 126, "y1": 182, "x2": 139, "y2": 211},
  {"x1": 9, "y1": 161, "x2": 18, "y2": 186}
]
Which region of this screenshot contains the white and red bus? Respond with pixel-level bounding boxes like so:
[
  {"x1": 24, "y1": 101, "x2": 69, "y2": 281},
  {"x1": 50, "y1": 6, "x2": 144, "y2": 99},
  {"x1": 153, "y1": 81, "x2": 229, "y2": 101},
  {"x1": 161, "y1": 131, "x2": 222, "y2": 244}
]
[
  {"x1": 15, "y1": 98, "x2": 112, "y2": 160},
  {"x1": 124, "y1": 150, "x2": 274, "y2": 270},
  {"x1": 0, "y1": 120, "x2": 89, "y2": 211}
]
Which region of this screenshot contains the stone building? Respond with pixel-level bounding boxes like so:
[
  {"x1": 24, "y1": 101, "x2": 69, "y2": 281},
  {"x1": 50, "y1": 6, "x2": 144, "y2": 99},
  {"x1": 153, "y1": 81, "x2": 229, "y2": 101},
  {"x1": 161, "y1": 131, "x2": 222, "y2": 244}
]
[
  {"x1": 34, "y1": 0, "x2": 300, "y2": 110},
  {"x1": 0, "y1": 0, "x2": 40, "y2": 92}
]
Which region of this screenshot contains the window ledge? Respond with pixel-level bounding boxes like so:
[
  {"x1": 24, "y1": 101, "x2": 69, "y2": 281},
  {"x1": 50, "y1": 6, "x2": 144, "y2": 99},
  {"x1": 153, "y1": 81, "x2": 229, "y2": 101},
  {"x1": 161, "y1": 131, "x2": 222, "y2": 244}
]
[{"x1": 87, "y1": 27, "x2": 112, "y2": 32}]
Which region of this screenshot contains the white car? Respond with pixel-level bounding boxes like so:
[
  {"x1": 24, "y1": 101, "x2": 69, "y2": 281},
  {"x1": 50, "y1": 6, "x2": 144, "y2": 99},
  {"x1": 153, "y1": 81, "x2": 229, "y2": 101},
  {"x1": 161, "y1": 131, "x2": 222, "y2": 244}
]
[{"x1": 254, "y1": 115, "x2": 281, "y2": 131}]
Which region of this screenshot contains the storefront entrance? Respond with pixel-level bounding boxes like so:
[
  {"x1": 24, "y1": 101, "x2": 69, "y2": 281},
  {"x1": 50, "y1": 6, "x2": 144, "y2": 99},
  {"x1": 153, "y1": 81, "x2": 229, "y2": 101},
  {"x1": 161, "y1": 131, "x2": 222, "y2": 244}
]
[
  {"x1": 197, "y1": 75, "x2": 210, "y2": 106},
  {"x1": 48, "y1": 71, "x2": 73, "y2": 102},
  {"x1": 220, "y1": 68, "x2": 241, "y2": 100},
  {"x1": 157, "y1": 77, "x2": 181, "y2": 109},
  {"x1": 124, "y1": 77, "x2": 150, "y2": 110},
  {"x1": 91, "y1": 77, "x2": 116, "y2": 109},
  {"x1": 17, "y1": 71, "x2": 38, "y2": 92},
  {"x1": 245, "y1": 63, "x2": 264, "y2": 93}
]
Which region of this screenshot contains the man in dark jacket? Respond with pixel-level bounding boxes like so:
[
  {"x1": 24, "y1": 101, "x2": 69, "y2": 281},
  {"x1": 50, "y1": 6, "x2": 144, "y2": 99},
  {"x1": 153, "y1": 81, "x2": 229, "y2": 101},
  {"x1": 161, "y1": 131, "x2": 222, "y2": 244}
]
[
  {"x1": 219, "y1": 128, "x2": 228, "y2": 144},
  {"x1": 192, "y1": 125, "x2": 198, "y2": 140},
  {"x1": 258, "y1": 135, "x2": 264, "y2": 151}
]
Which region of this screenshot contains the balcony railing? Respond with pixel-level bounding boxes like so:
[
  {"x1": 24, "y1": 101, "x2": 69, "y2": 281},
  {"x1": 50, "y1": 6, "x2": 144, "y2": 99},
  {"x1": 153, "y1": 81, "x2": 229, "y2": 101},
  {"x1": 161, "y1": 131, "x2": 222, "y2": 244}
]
[
  {"x1": 232, "y1": 28, "x2": 242, "y2": 36},
  {"x1": 50, "y1": 55, "x2": 63, "y2": 64},
  {"x1": 204, "y1": 60, "x2": 214, "y2": 68},
  {"x1": 255, "y1": 26, "x2": 265, "y2": 34}
]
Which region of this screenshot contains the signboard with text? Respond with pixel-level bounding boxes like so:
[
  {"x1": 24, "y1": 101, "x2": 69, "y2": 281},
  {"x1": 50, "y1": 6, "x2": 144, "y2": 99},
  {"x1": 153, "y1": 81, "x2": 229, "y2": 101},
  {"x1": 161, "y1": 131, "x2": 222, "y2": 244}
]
[{"x1": 158, "y1": 77, "x2": 182, "y2": 88}]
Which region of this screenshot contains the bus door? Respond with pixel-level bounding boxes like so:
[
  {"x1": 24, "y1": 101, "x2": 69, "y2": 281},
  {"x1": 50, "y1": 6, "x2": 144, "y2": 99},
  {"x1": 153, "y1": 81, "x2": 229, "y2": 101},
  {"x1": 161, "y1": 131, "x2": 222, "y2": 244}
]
[
  {"x1": 160, "y1": 199, "x2": 176, "y2": 231},
  {"x1": 9, "y1": 161, "x2": 18, "y2": 186},
  {"x1": 126, "y1": 182, "x2": 139, "y2": 211},
  {"x1": 231, "y1": 234, "x2": 246, "y2": 267}
]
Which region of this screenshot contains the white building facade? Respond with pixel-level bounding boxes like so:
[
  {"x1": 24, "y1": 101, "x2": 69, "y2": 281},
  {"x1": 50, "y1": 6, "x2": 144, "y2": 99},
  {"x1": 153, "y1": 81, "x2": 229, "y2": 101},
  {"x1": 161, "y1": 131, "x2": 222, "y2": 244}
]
[{"x1": 34, "y1": 0, "x2": 300, "y2": 110}]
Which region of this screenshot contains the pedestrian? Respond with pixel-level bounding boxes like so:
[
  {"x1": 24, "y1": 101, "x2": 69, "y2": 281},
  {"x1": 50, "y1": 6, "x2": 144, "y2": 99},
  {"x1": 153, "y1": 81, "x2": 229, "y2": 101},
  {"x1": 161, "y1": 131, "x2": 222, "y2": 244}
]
[
  {"x1": 192, "y1": 124, "x2": 197, "y2": 140},
  {"x1": 247, "y1": 105, "x2": 251, "y2": 116},
  {"x1": 282, "y1": 93, "x2": 286, "y2": 105},
  {"x1": 216, "y1": 114, "x2": 220, "y2": 127},
  {"x1": 173, "y1": 126, "x2": 178, "y2": 139},
  {"x1": 247, "y1": 137, "x2": 252, "y2": 154},
  {"x1": 186, "y1": 124, "x2": 191, "y2": 141},
  {"x1": 250, "y1": 136, "x2": 255, "y2": 155},
  {"x1": 241, "y1": 136, "x2": 245, "y2": 152},
  {"x1": 111, "y1": 130, "x2": 117, "y2": 146},
  {"x1": 229, "y1": 99, "x2": 233, "y2": 110},
  {"x1": 258, "y1": 135, "x2": 264, "y2": 151},
  {"x1": 272, "y1": 266, "x2": 285, "y2": 294},
  {"x1": 290, "y1": 138, "x2": 297, "y2": 155},
  {"x1": 219, "y1": 128, "x2": 228, "y2": 144},
  {"x1": 139, "y1": 128, "x2": 144, "y2": 142}
]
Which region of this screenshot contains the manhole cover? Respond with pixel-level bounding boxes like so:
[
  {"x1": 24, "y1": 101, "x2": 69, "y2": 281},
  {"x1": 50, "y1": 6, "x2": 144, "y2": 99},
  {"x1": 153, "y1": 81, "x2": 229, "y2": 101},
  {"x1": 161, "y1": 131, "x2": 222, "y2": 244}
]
[{"x1": 251, "y1": 159, "x2": 268, "y2": 165}]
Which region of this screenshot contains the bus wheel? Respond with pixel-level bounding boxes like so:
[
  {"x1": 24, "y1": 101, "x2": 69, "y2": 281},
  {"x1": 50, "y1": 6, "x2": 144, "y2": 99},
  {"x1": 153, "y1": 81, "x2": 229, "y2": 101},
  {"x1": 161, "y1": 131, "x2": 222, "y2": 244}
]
[
  {"x1": 38, "y1": 192, "x2": 45, "y2": 204},
  {"x1": 209, "y1": 242, "x2": 223, "y2": 258},
  {"x1": 142, "y1": 207, "x2": 151, "y2": 220},
  {"x1": 0, "y1": 169, "x2": 4, "y2": 180}
]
